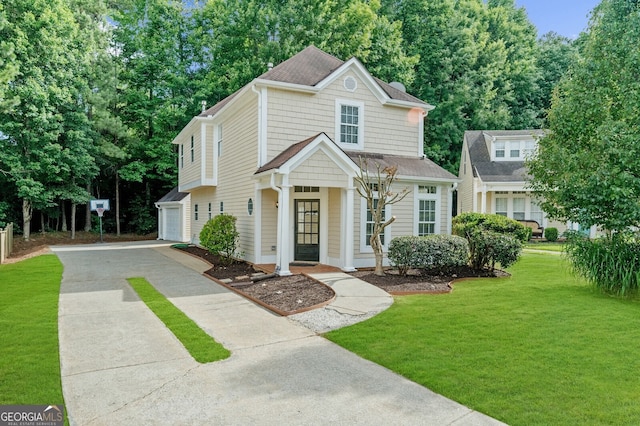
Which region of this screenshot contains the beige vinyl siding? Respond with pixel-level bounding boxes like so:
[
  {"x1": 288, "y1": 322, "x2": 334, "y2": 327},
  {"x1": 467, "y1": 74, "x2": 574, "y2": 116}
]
[
  {"x1": 266, "y1": 71, "x2": 421, "y2": 160},
  {"x1": 189, "y1": 187, "x2": 216, "y2": 243},
  {"x1": 215, "y1": 94, "x2": 259, "y2": 260},
  {"x1": 289, "y1": 150, "x2": 349, "y2": 187},
  {"x1": 388, "y1": 193, "x2": 413, "y2": 238},
  {"x1": 439, "y1": 186, "x2": 449, "y2": 234},
  {"x1": 179, "y1": 131, "x2": 201, "y2": 188},
  {"x1": 261, "y1": 189, "x2": 278, "y2": 255},
  {"x1": 327, "y1": 188, "x2": 341, "y2": 259}
]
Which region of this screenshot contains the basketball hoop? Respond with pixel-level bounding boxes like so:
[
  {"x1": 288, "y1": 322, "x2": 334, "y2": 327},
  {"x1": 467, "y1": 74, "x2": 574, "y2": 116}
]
[{"x1": 96, "y1": 208, "x2": 105, "y2": 217}]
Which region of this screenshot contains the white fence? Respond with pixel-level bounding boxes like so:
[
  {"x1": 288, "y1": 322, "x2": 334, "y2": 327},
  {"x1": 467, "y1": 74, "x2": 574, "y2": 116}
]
[{"x1": 0, "y1": 223, "x2": 14, "y2": 264}]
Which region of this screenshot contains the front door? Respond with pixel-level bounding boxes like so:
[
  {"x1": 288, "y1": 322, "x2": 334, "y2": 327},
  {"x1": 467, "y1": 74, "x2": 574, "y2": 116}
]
[{"x1": 294, "y1": 199, "x2": 320, "y2": 262}]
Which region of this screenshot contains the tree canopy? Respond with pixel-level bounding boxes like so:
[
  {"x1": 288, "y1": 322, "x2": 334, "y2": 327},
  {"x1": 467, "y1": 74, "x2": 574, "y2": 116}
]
[
  {"x1": 0, "y1": 0, "x2": 589, "y2": 237},
  {"x1": 527, "y1": 0, "x2": 640, "y2": 232}
]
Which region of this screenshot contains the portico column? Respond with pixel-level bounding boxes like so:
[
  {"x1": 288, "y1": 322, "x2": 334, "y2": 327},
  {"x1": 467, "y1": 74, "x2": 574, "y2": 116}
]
[
  {"x1": 342, "y1": 186, "x2": 356, "y2": 272},
  {"x1": 481, "y1": 185, "x2": 487, "y2": 214},
  {"x1": 278, "y1": 183, "x2": 292, "y2": 276}
]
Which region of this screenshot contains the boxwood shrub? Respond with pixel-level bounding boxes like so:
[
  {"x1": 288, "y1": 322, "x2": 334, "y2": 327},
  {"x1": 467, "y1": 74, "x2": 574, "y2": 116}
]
[
  {"x1": 388, "y1": 235, "x2": 469, "y2": 276},
  {"x1": 544, "y1": 227, "x2": 559, "y2": 242},
  {"x1": 199, "y1": 214, "x2": 240, "y2": 265}
]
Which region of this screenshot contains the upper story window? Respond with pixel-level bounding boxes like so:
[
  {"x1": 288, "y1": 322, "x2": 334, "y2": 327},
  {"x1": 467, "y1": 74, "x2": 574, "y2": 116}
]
[
  {"x1": 179, "y1": 144, "x2": 184, "y2": 168},
  {"x1": 492, "y1": 139, "x2": 537, "y2": 161},
  {"x1": 190, "y1": 135, "x2": 195, "y2": 162},
  {"x1": 217, "y1": 124, "x2": 223, "y2": 157},
  {"x1": 336, "y1": 99, "x2": 364, "y2": 150}
]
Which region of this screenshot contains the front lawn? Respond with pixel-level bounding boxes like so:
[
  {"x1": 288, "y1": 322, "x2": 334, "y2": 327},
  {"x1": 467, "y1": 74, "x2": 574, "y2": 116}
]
[
  {"x1": 326, "y1": 253, "x2": 640, "y2": 425},
  {"x1": 0, "y1": 256, "x2": 65, "y2": 409}
]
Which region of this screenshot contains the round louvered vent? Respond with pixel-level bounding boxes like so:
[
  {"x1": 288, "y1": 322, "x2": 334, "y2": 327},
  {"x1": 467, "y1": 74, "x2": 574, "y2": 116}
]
[{"x1": 344, "y1": 76, "x2": 357, "y2": 92}]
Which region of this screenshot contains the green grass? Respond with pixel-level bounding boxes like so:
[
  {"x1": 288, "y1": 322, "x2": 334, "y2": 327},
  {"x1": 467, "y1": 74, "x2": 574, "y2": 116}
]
[
  {"x1": 0, "y1": 255, "x2": 66, "y2": 409},
  {"x1": 326, "y1": 253, "x2": 640, "y2": 425},
  {"x1": 524, "y1": 241, "x2": 564, "y2": 252},
  {"x1": 126, "y1": 277, "x2": 230, "y2": 363}
]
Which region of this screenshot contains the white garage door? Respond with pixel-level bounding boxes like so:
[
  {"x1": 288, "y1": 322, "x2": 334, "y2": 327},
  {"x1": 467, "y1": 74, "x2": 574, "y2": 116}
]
[{"x1": 164, "y1": 207, "x2": 181, "y2": 241}]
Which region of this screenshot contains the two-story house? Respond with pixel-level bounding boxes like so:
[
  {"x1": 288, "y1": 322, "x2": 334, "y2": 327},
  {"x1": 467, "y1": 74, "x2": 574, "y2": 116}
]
[
  {"x1": 457, "y1": 130, "x2": 574, "y2": 236},
  {"x1": 157, "y1": 46, "x2": 458, "y2": 274}
]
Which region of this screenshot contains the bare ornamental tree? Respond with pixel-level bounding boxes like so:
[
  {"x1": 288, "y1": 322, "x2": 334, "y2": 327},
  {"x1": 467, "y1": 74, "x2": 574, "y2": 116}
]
[{"x1": 355, "y1": 157, "x2": 410, "y2": 276}]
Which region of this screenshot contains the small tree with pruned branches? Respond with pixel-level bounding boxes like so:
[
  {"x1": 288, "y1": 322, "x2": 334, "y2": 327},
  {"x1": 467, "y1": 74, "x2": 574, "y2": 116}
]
[{"x1": 355, "y1": 157, "x2": 410, "y2": 276}]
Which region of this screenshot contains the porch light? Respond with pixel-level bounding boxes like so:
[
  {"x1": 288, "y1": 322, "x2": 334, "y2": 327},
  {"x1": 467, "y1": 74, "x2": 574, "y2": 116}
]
[{"x1": 248, "y1": 198, "x2": 254, "y2": 215}]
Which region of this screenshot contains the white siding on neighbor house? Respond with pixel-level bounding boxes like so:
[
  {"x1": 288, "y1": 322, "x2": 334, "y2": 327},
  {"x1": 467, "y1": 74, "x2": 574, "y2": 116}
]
[
  {"x1": 265, "y1": 71, "x2": 421, "y2": 162},
  {"x1": 457, "y1": 144, "x2": 474, "y2": 215},
  {"x1": 204, "y1": 123, "x2": 215, "y2": 180},
  {"x1": 214, "y1": 93, "x2": 259, "y2": 261}
]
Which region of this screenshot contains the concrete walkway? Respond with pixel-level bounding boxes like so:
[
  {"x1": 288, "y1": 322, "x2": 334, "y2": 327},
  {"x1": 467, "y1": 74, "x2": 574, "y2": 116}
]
[{"x1": 53, "y1": 241, "x2": 505, "y2": 426}]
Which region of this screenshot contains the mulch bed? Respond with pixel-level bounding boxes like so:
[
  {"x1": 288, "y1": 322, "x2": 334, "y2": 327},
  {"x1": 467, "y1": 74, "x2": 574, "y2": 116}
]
[
  {"x1": 177, "y1": 245, "x2": 335, "y2": 315},
  {"x1": 176, "y1": 245, "x2": 506, "y2": 313}
]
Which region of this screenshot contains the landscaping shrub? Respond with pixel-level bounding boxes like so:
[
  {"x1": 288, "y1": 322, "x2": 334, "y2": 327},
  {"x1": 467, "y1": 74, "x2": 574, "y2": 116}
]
[
  {"x1": 199, "y1": 214, "x2": 240, "y2": 265},
  {"x1": 565, "y1": 232, "x2": 640, "y2": 297},
  {"x1": 453, "y1": 212, "x2": 531, "y2": 243},
  {"x1": 388, "y1": 236, "x2": 421, "y2": 276},
  {"x1": 544, "y1": 227, "x2": 559, "y2": 242},
  {"x1": 452, "y1": 213, "x2": 524, "y2": 270},
  {"x1": 388, "y1": 235, "x2": 469, "y2": 276}
]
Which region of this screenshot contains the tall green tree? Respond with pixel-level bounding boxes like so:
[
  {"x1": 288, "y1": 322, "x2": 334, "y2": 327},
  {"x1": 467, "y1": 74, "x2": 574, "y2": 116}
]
[
  {"x1": 0, "y1": 4, "x2": 18, "y2": 112},
  {"x1": 109, "y1": 0, "x2": 195, "y2": 234},
  {"x1": 194, "y1": 0, "x2": 416, "y2": 101},
  {"x1": 527, "y1": 0, "x2": 640, "y2": 232},
  {"x1": 534, "y1": 32, "x2": 578, "y2": 116},
  {"x1": 0, "y1": 0, "x2": 94, "y2": 240}
]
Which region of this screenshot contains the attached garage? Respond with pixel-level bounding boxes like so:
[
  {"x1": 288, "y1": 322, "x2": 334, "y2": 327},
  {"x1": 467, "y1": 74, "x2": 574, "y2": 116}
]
[{"x1": 155, "y1": 187, "x2": 190, "y2": 242}]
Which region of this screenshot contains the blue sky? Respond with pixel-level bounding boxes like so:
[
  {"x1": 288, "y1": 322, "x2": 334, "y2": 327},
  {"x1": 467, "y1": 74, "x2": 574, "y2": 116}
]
[{"x1": 515, "y1": 0, "x2": 601, "y2": 38}]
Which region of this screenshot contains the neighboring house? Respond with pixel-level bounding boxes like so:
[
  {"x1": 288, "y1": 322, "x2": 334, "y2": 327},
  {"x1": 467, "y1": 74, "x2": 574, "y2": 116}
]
[
  {"x1": 158, "y1": 46, "x2": 458, "y2": 274},
  {"x1": 457, "y1": 130, "x2": 582, "y2": 236}
]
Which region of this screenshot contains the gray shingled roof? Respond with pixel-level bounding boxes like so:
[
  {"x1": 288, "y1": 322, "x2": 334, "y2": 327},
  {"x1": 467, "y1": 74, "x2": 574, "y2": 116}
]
[
  {"x1": 157, "y1": 187, "x2": 189, "y2": 203},
  {"x1": 465, "y1": 130, "x2": 544, "y2": 182},
  {"x1": 255, "y1": 133, "x2": 326, "y2": 174},
  {"x1": 199, "y1": 45, "x2": 425, "y2": 118},
  {"x1": 347, "y1": 151, "x2": 457, "y2": 181}
]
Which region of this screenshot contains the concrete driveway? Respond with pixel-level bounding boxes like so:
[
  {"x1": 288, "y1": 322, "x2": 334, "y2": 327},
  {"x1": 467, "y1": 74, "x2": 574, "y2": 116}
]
[{"x1": 53, "y1": 241, "x2": 504, "y2": 425}]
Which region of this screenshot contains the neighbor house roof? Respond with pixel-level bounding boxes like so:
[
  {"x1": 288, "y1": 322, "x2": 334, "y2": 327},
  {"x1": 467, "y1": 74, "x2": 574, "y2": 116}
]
[
  {"x1": 465, "y1": 130, "x2": 545, "y2": 183},
  {"x1": 199, "y1": 45, "x2": 425, "y2": 118}
]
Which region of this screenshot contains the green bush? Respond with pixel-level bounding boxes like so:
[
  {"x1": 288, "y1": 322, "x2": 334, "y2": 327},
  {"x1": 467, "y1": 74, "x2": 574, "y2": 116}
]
[
  {"x1": 453, "y1": 213, "x2": 525, "y2": 270},
  {"x1": 199, "y1": 214, "x2": 240, "y2": 265},
  {"x1": 565, "y1": 232, "x2": 640, "y2": 297},
  {"x1": 388, "y1": 235, "x2": 469, "y2": 276},
  {"x1": 453, "y1": 212, "x2": 531, "y2": 243},
  {"x1": 544, "y1": 227, "x2": 559, "y2": 242}
]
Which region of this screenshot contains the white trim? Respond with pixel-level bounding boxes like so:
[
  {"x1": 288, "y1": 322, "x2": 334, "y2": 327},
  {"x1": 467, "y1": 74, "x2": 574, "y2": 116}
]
[
  {"x1": 335, "y1": 99, "x2": 365, "y2": 151},
  {"x1": 253, "y1": 185, "x2": 262, "y2": 264},
  {"x1": 413, "y1": 184, "x2": 441, "y2": 236},
  {"x1": 200, "y1": 124, "x2": 206, "y2": 183}
]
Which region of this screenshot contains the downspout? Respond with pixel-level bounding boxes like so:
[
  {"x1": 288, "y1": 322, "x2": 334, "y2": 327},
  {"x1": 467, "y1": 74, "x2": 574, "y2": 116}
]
[
  {"x1": 251, "y1": 84, "x2": 264, "y2": 167},
  {"x1": 270, "y1": 172, "x2": 282, "y2": 274}
]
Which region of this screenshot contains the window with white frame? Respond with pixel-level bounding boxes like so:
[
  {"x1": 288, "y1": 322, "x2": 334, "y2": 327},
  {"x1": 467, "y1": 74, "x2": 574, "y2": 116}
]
[
  {"x1": 417, "y1": 185, "x2": 438, "y2": 236},
  {"x1": 336, "y1": 100, "x2": 364, "y2": 149},
  {"x1": 492, "y1": 139, "x2": 537, "y2": 161},
  {"x1": 513, "y1": 197, "x2": 526, "y2": 220},
  {"x1": 495, "y1": 198, "x2": 507, "y2": 216},
  {"x1": 190, "y1": 135, "x2": 194, "y2": 162},
  {"x1": 179, "y1": 144, "x2": 184, "y2": 168},
  {"x1": 217, "y1": 124, "x2": 223, "y2": 157},
  {"x1": 530, "y1": 201, "x2": 543, "y2": 225}
]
